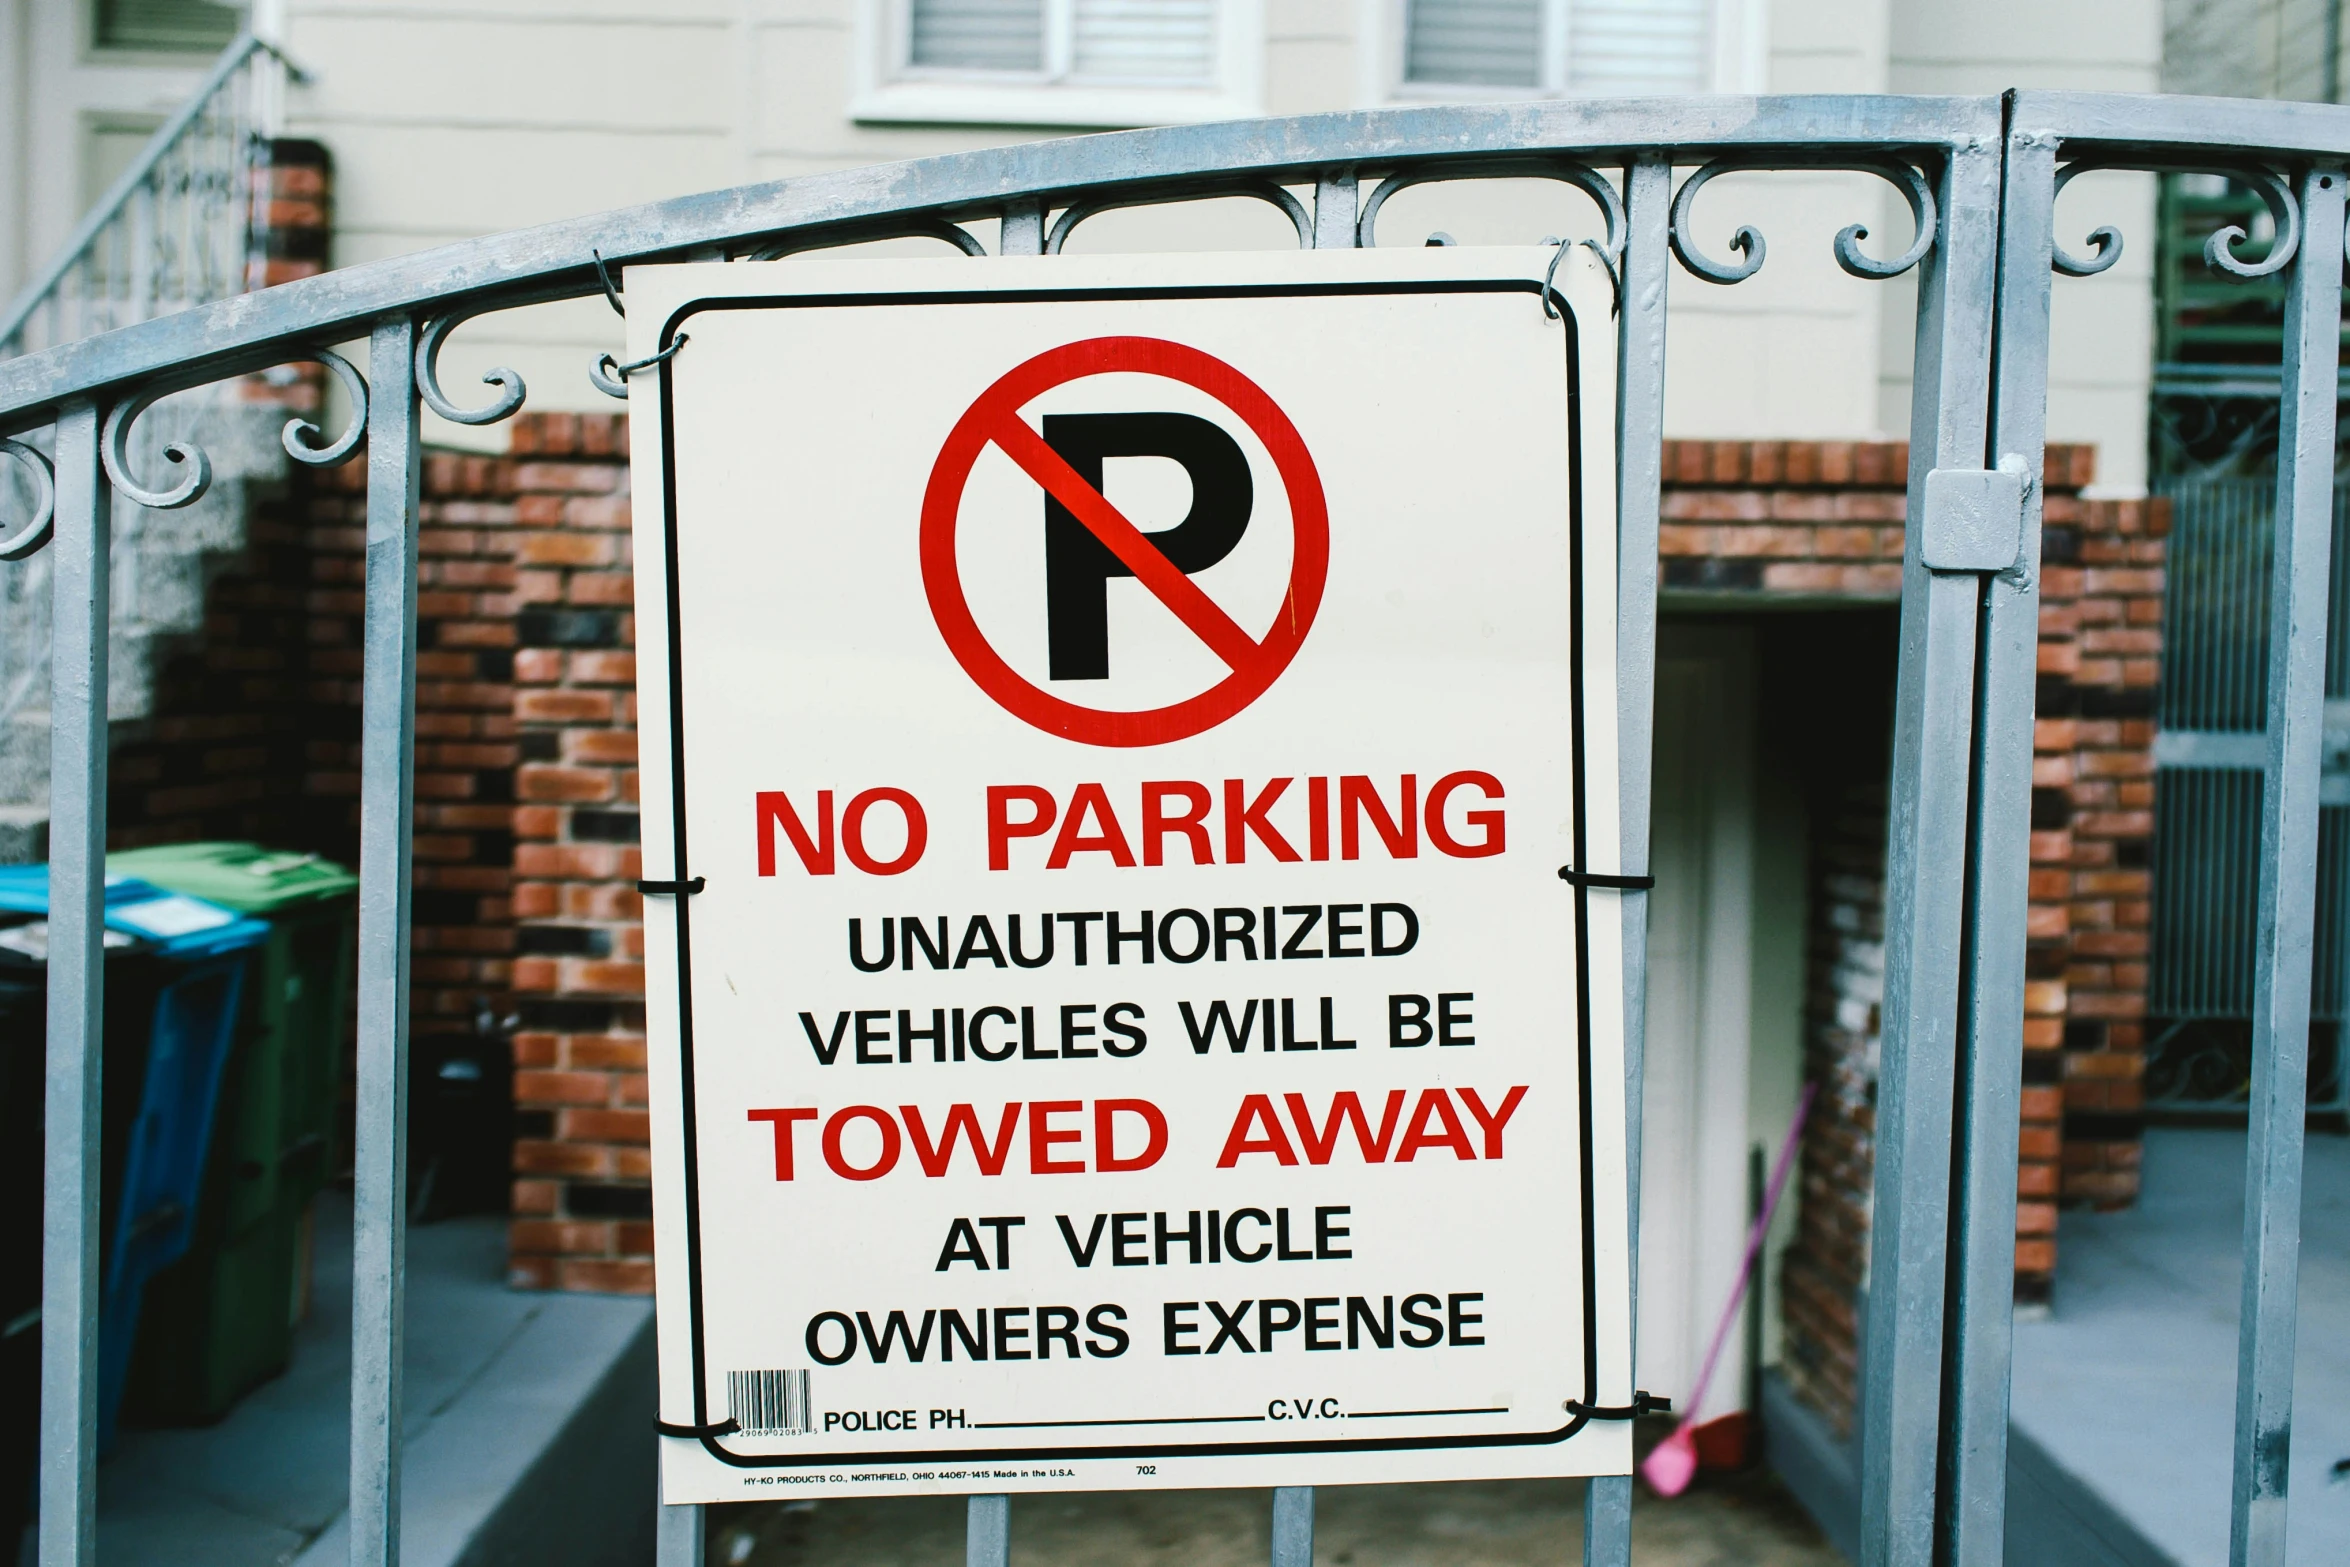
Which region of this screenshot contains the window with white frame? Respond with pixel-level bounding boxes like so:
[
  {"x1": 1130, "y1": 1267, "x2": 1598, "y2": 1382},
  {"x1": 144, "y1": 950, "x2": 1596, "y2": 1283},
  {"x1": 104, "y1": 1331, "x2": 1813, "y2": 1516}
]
[
  {"x1": 862, "y1": 0, "x2": 1260, "y2": 124},
  {"x1": 1402, "y1": 0, "x2": 1717, "y2": 96}
]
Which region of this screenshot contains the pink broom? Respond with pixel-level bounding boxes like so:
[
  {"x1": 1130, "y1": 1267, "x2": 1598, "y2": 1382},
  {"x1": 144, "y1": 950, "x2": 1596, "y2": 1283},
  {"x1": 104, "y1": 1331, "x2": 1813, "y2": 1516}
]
[{"x1": 1639, "y1": 1082, "x2": 1818, "y2": 1498}]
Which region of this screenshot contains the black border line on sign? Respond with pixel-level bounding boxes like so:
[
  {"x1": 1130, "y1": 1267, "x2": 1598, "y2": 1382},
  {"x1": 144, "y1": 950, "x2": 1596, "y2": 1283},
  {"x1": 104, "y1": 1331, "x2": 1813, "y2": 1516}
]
[{"x1": 651, "y1": 276, "x2": 1612, "y2": 1471}]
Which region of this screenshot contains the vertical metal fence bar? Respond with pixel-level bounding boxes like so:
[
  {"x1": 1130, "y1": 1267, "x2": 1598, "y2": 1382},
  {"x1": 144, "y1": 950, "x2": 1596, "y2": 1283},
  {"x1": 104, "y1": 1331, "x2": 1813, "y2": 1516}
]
[
  {"x1": 1859, "y1": 135, "x2": 2003, "y2": 1567},
  {"x1": 1582, "y1": 147, "x2": 1670, "y2": 1567},
  {"x1": 1000, "y1": 199, "x2": 1044, "y2": 257},
  {"x1": 2231, "y1": 163, "x2": 2345, "y2": 1567},
  {"x1": 351, "y1": 315, "x2": 422, "y2": 1567},
  {"x1": 656, "y1": 1490, "x2": 705, "y2": 1567},
  {"x1": 1312, "y1": 170, "x2": 1358, "y2": 250},
  {"x1": 1271, "y1": 1485, "x2": 1314, "y2": 1567},
  {"x1": 966, "y1": 1494, "x2": 1009, "y2": 1567},
  {"x1": 1943, "y1": 114, "x2": 2054, "y2": 1567},
  {"x1": 36, "y1": 398, "x2": 108, "y2": 1567}
]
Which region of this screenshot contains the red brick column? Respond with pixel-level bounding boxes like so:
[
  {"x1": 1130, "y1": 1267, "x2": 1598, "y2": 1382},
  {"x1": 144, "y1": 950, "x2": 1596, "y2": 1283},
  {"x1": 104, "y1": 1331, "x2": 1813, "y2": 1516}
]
[
  {"x1": 2029, "y1": 487, "x2": 2169, "y2": 1222},
  {"x1": 500, "y1": 414, "x2": 653, "y2": 1293}
]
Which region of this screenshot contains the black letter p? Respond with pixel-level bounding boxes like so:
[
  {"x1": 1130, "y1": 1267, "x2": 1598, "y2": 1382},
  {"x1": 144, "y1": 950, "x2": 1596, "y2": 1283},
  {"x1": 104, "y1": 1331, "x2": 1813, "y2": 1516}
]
[{"x1": 1042, "y1": 412, "x2": 1252, "y2": 680}]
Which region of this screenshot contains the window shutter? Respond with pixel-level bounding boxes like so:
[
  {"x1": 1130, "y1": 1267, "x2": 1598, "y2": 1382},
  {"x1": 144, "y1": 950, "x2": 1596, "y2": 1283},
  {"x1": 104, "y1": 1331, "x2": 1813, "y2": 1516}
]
[
  {"x1": 1404, "y1": 0, "x2": 1716, "y2": 93},
  {"x1": 1405, "y1": 0, "x2": 1543, "y2": 88},
  {"x1": 1567, "y1": 0, "x2": 1712, "y2": 94},
  {"x1": 908, "y1": 0, "x2": 1047, "y2": 72},
  {"x1": 1071, "y1": 0, "x2": 1217, "y2": 83},
  {"x1": 94, "y1": 0, "x2": 243, "y2": 53}
]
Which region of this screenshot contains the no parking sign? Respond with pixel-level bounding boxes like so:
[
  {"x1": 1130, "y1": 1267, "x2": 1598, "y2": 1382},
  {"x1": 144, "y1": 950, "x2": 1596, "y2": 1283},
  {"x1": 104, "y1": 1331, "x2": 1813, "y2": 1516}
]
[{"x1": 630, "y1": 247, "x2": 1635, "y2": 1501}]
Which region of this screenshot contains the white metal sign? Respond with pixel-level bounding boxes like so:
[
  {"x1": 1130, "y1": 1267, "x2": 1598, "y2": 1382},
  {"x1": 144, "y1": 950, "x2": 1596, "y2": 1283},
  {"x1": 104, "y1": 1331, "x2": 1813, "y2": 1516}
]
[{"x1": 632, "y1": 247, "x2": 1634, "y2": 1501}]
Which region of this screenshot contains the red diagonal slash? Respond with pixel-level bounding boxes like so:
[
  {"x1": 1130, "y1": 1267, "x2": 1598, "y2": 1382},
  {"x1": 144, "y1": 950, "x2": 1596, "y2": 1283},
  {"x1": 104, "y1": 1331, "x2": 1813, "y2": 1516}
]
[{"x1": 982, "y1": 408, "x2": 1261, "y2": 673}]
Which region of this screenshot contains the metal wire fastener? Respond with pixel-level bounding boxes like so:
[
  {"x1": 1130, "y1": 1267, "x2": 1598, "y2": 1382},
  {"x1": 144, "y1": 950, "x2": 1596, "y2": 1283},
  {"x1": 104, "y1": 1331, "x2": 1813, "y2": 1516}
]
[
  {"x1": 658, "y1": 1417, "x2": 740, "y2": 1438},
  {"x1": 1564, "y1": 1392, "x2": 1672, "y2": 1419},
  {"x1": 592, "y1": 334, "x2": 689, "y2": 399},
  {"x1": 638, "y1": 876, "x2": 705, "y2": 896},
  {"x1": 1559, "y1": 866, "x2": 1656, "y2": 890},
  {"x1": 591, "y1": 248, "x2": 626, "y2": 316},
  {"x1": 1540, "y1": 236, "x2": 1621, "y2": 321}
]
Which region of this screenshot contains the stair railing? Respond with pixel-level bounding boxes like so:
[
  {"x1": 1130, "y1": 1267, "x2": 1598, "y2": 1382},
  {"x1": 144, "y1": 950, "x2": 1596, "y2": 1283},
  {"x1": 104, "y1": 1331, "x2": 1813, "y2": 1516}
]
[{"x1": 0, "y1": 32, "x2": 305, "y2": 361}]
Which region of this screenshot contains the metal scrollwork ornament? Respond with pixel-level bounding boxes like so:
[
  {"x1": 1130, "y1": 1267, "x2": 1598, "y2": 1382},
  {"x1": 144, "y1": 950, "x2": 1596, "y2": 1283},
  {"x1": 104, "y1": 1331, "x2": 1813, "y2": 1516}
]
[
  {"x1": 1355, "y1": 161, "x2": 1627, "y2": 264},
  {"x1": 102, "y1": 384, "x2": 213, "y2": 510},
  {"x1": 2050, "y1": 161, "x2": 2299, "y2": 281},
  {"x1": 416, "y1": 312, "x2": 527, "y2": 426},
  {"x1": 1669, "y1": 159, "x2": 1938, "y2": 285},
  {"x1": 2199, "y1": 165, "x2": 2299, "y2": 278},
  {"x1": 0, "y1": 438, "x2": 57, "y2": 559},
  {"x1": 2050, "y1": 161, "x2": 2125, "y2": 276},
  {"x1": 281, "y1": 348, "x2": 370, "y2": 467}
]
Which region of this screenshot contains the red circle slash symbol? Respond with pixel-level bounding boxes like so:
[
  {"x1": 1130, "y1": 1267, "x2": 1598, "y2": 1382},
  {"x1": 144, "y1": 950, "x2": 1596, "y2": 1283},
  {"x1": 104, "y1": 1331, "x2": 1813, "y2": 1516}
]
[{"x1": 920, "y1": 337, "x2": 1329, "y2": 748}]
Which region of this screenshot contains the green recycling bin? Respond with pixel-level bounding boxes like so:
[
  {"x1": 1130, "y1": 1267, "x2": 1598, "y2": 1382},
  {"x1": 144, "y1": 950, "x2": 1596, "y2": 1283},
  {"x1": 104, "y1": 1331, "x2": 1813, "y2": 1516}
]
[{"x1": 114, "y1": 842, "x2": 357, "y2": 1423}]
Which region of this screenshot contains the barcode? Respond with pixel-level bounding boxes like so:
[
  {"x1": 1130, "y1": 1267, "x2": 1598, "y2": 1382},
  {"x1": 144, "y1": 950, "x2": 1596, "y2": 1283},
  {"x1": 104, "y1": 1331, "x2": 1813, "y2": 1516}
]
[{"x1": 728, "y1": 1369, "x2": 812, "y2": 1436}]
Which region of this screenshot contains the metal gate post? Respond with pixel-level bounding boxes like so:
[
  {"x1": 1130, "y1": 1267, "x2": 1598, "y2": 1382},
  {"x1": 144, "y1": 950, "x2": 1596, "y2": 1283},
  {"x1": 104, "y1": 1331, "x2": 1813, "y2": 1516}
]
[
  {"x1": 1582, "y1": 147, "x2": 1672, "y2": 1567},
  {"x1": 352, "y1": 314, "x2": 423, "y2": 1567},
  {"x1": 2232, "y1": 162, "x2": 2345, "y2": 1567},
  {"x1": 1858, "y1": 135, "x2": 2004, "y2": 1567},
  {"x1": 967, "y1": 1493, "x2": 1010, "y2": 1567},
  {"x1": 1271, "y1": 1484, "x2": 1314, "y2": 1567},
  {"x1": 656, "y1": 1492, "x2": 705, "y2": 1567},
  {"x1": 1942, "y1": 112, "x2": 2057, "y2": 1567},
  {"x1": 36, "y1": 397, "x2": 108, "y2": 1567}
]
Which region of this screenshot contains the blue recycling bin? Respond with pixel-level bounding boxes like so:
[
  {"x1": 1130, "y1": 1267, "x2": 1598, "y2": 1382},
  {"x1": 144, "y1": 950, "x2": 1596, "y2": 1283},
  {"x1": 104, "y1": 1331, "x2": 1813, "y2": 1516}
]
[{"x1": 0, "y1": 870, "x2": 267, "y2": 1458}]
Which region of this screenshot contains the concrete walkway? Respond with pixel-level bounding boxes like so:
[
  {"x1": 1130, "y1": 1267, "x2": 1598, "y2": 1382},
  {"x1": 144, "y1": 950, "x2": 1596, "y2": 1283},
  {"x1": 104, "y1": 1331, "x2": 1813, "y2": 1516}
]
[
  {"x1": 717, "y1": 1468, "x2": 1842, "y2": 1567},
  {"x1": 89, "y1": 1193, "x2": 655, "y2": 1567},
  {"x1": 2008, "y1": 1127, "x2": 2350, "y2": 1567}
]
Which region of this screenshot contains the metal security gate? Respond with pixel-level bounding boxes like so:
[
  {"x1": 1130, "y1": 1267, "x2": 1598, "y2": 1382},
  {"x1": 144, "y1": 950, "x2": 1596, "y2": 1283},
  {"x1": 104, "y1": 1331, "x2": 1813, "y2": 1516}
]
[
  {"x1": 0, "y1": 87, "x2": 2339, "y2": 1567},
  {"x1": 2150, "y1": 479, "x2": 2350, "y2": 1116}
]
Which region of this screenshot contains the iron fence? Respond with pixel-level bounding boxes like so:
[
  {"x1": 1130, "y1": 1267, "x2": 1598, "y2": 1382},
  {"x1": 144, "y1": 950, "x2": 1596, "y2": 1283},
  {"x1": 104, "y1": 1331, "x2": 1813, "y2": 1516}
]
[
  {"x1": 2149, "y1": 478, "x2": 2350, "y2": 1113},
  {"x1": 0, "y1": 87, "x2": 2339, "y2": 1567}
]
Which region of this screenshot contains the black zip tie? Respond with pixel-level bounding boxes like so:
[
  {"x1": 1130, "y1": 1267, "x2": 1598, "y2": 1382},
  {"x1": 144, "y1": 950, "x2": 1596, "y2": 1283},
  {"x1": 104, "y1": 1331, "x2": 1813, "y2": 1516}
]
[
  {"x1": 638, "y1": 876, "x2": 705, "y2": 896},
  {"x1": 1559, "y1": 866, "x2": 1656, "y2": 890},
  {"x1": 658, "y1": 1417, "x2": 740, "y2": 1438},
  {"x1": 1565, "y1": 1391, "x2": 1671, "y2": 1421}
]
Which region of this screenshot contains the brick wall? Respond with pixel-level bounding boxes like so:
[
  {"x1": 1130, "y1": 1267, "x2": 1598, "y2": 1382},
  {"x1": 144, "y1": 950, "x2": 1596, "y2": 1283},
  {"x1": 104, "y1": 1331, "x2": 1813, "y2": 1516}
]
[
  {"x1": 2032, "y1": 493, "x2": 2168, "y2": 1219},
  {"x1": 300, "y1": 452, "x2": 523, "y2": 1049},
  {"x1": 1779, "y1": 779, "x2": 1886, "y2": 1436},
  {"x1": 498, "y1": 414, "x2": 652, "y2": 1294}
]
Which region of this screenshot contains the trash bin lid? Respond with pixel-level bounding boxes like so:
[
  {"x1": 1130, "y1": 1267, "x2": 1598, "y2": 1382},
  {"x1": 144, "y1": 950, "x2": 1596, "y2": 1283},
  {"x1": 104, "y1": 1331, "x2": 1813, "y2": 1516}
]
[
  {"x1": 0, "y1": 868, "x2": 269, "y2": 959},
  {"x1": 107, "y1": 842, "x2": 358, "y2": 914}
]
